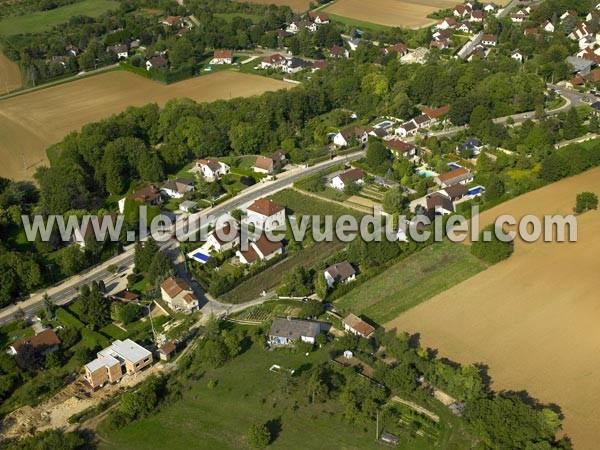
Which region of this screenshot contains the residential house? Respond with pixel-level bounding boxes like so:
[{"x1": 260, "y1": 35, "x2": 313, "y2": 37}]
[
  {"x1": 253, "y1": 155, "x2": 278, "y2": 174},
  {"x1": 422, "y1": 105, "x2": 451, "y2": 124},
  {"x1": 333, "y1": 126, "x2": 368, "y2": 147},
  {"x1": 302, "y1": 20, "x2": 318, "y2": 32},
  {"x1": 84, "y1": 339, "x2": 152, "y2": 389},
  {"x1": 119, "y1": 185, "x2": 162, "y2": 213},
  {"x1": 483, "y1": 3, "x2": 497, "y2": 13},
  {"x1": 146, "y1": 55, "x2": 167, "y2": 70},
  {"x1": 331, "y1": 168, "x2": 365, "y2": 190},
  {"x1": 268, "y1": 317, "x2": 321, "y2": 346},
  {"x1": 282, "y1": 57, "x2": 310, "y2": 73},
  {"x1": 162, "y1": 16, "x2": 183, "y2": 26},
  {"x1": 237, "y1": 234, "x2": 284, "y2": 264},
  {"x1": 385, "y1": 139, "x2": 417, "y2": 159},
  {"x1": 482, "y1": 34, "x2": 498, "y2": 46},
  {"x1": 65, "y1": 44, "x2": 79, "y2": 57},
  {"x1": 470, "y1": 10, "x2": 486, "y2": 22},
  {"x1": 426, "y1": 192, "x2": 454, "y2": 215},
  {"x1": 430, "y1": 38, "x2": 453, "y2": 50},
  {"x1": 179, "y1": 200, "x2": 197, "y2": 213},
  {"x1": 286, "y1": 21, "x2": 301, "y2": 33},
  {"x1": 441, "y1": 183, "x2": 468, "y2": 201},
  {"x1": 245, "y1": 197, "x2": 286, "y2": 231},
  {"x1": 368, "y1": 127, "x2": 388, "y2": 139},
  {"x1": 8, "y1": 329, "x2": 61, "y2": 356},
  {"x1": 260, "y1": 53, "x2": 286, "y2": 69},
  {"x1": 384, "y1": 43, "x2": 409, "y2": 56},
  {"x1": 510, "y1": 12, "x2": 526, "y2": 23},
  {"x1": 436, "y1": 167, "x2": 474, "y2": 187},
  {"x1": 457, "y1": 137, "x2": 484, "y2": 154},
  {"x1": 73, "y1": 213, "x2": 117, "y2": 248},
  {"x1": 158, "y1": 341, "x2": 176, "y2": 361},
  {"x1": 324, "y1": 261, "x2": 356, "y2": 288},
  {"x1": 207, "y1": 223, "x2": 240, "y2": 252},
  {"x1": 570, "y1": 22, "x2": 591, "y2": 41},
  {"x1": 195, "y1": 158, "x2": 230, "y2": 180},
  {"x1": 456, "y1": 22, "x2": 473, "y2": 33},
  {"x1": 413, "y1": 113, "x2": 432, "y2": 129},
  {"x1": 511, "y1": 50, "x2": 524, "y2": 62},
  {"x1": 276, "y1": 29, "x2": 292, "y2": 39},
  {"x1": 433, "y1": 29, "x2": 453, "y2": 42},
  {"x1": 566, "y1": 56, "x2": 595, "y2": 75},
  {"x1": 436, "y1": 17, "x2": 456, "y2": 29},
  {"x1": 329, "y1": 45, "x2": 349, "y2": 58},
  {"x1": 311, "y1": 60, "x2": 328, "y2": 72},
  {"x1": 342, "y1": 313, "x2": 375, "y2": 338},
  {"x1": 210, "y1": 50, "x2": 233, "y2": 65},
  {"x1": 109, "y1": 44, "x2": 129, "y2": 59},
  {"x1": 309, "y1": 11, "x2": 330, "y2": 24},
  {"x1": 560, "y1": 10, "x2": 578, "y2": 22},
  {"x1": 454, "y1": 4, "x2": 472, "y2": 17},
  {"x1": 110, "y1": 290, "x2": 140, "y2": 303},
  {"x1": 161, "y1": 178, "x2": 195, "y2": 198},
  {"x1": 523, "y1": 28, "x2": 540, "y2": 37},
  {"x1": 541, "y1": 20, "x2": 555, "y2": 32},
  {"x1": 395, "y1": 121, "x2": 418, "y2": 137},
  {"x1": 160, "y1": 276, "x2": 200, "y2": 313},
  {"x1": 583, "y1": 68, "x2": 600, "y2": 84}
]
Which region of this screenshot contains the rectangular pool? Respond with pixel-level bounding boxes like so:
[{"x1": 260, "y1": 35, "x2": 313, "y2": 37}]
[
  {"x1": 448, "y1": 162, "x2": 462, "y2": 170},
  {"x1": 468, "y1": 186, "x2": 485, "y2": 196}
]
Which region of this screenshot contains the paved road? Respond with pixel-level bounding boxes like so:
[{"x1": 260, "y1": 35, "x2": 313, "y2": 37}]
[{"x1": 0, "y1": 151, "x2": 364, "y2": 326}]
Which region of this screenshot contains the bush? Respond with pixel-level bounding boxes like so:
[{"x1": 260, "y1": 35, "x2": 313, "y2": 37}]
[
  {"x1": 574, "y1": 192, "x2": 598, "y2": 214},
  {"x1": 247, "y1": 422, "x2": 271, "y2": 449},
  {"x1": 471, "y1": 224, "x2": 514, "y2": 264}
]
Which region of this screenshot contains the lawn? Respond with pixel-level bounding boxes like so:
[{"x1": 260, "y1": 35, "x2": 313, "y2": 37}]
[
  {"x1": 335, "y1": 240, "x2": 488, "y2": 324},
  {"x1": 0, "y1": 321, "x2": 34, "y2": 351},
  {"x1": 326, "y1": 12, "x2": 392, "y2": 32},
  {"x1": 100, "y1": 345, "x2": 470, "y2": 450},
  {"x1": 271, "y1": 188, "x2": 364, "y2": 220},
  {"x1": 0, "y1": 0, "x2": 119, "y2": 35}
]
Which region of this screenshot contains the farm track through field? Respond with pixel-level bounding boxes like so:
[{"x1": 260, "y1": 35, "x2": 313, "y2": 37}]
[{"x1": 386, "y1": 166, "x2": 600, "y2": 450}]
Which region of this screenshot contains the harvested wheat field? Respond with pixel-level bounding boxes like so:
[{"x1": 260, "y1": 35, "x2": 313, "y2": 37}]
[
  {"x1": 235, "y1": 0, "x2": 311, "y2": 12},
  {"x1": 0, "y1": 51, "x2": 21, "y2": 93},
  {"x1": 325, "y1": 0, "x2": 509, "y2": 28},
  {"x1": 386, "y1": 166, "x2": 600, "y2": 450},
  {"x1": 0, "y1": 70, "x2": 290, "y2": 181}
]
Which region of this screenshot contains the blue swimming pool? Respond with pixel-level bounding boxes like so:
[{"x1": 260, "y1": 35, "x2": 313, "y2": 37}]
[
  {"x1": 374, "y1": 120, "x2": 393, "y2": 129},
  {"x1": 192, "y1": 252, "x2": 210, "y2": 263},
  {"x1": 448, "y1": 162, "x2": 462, "y2": 170},
  {"x1": 418, "y1": 169, "x2": 436, "y2": 178},
  {"x1": 468, "y1": 186, "x2": 485, "y2": 196}
]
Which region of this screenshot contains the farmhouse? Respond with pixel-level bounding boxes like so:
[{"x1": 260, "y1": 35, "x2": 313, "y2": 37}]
[
  {"x1": 331, "y1": 168, "x2": 365, "y2": 190},
  {"x1": 237, "y1": 234, "x2": 284, "y2": 265},
  {"x1": 207, "y1": 224, "x2": 240, "y2": 253},
  {"x1": 195, "y1": 158, "x2": 230, "y2": 180},
  {"x1": 146, "y1": 55, "x2": 167, "y2": 70},
  {"x1": 160, "y1": 276, "x2": 200, "y2": 313},
  {"x1": 333, "y1": 126, "x2": 368, "y2": 147},
  {"x1": 324, "y1": 261, "x2": 356, "y2": 288},
  {"x1": 84, "y1": 339, "x2": 152, "y2": 389},
  {"x1": 161, "y1": 178, "x2": 195, "y2": 198},
  {"x1": 268, "y1": 317, "x2": 321, "y2": 346},
  {"x1": 245, "y1": 197, "x2": 286, "y2": 231},
  {"x1": 342, "y1": 313, "x2": 375, "y2": 338},
  {"x1": 211, "y1": 50, "x2": 233, "y2": 65},
  {"x1": 436, "y1": 167, "x2": 474, "y2": 187},
  {"x1": 8, "y1": 329, "x2": 61, "y2": 356}
]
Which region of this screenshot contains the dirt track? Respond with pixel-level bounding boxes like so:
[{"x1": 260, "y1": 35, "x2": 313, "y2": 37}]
[
  {"x1": 386, "y1": 166, "x2": 600, "y2": 449},
  {"x1": 0, "y1": 70, "x2": 290, "y2": 181}
]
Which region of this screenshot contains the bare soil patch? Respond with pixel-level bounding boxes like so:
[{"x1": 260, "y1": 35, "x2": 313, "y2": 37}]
[
  {"x1": 385, "y1": 166, "x2": 600, "y2": 450},
  {"x1": 0, "y1": 70, "x2": 290, "y2": 181},
  {"x1": 0, "y1": 51, "x2": 21, "y2": 93}
]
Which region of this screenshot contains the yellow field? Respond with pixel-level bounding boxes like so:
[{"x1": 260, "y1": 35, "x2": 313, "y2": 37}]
[
  {"x1": 386, "y1": 166, "x2": 600, "y2": 449},
  {"x1": 0, "y1": 70, "x2": 290, "y2": 181},
  {"x1": 0, "y1": 51, "x2": 21, "y2": 93},
  {"x1": 325, "y1": 0, "x2": 509, "y2": 28},
  {"x1": 235, "y1": 0, "x2": 311, "y2": 12}
]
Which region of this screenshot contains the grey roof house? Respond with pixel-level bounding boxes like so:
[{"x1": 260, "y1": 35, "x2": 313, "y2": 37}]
[{"x1": 268, "y1": 317, "x2": 321, "y2": 346}]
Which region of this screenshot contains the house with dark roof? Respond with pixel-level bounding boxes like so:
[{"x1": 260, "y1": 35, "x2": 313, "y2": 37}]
[
  {"x1": 333, "y1": 126, "x2": 368, "y2": 147},
  {"x1": 442, "y1": 183, "x2": 468, "y2": 201},
  {"x1": 426, "y1": 192, "x2": 454, "y2": 216},
  {"x1": 245, "y1": 198, "x2": 286, "y2": 231},
  {"x1": 309, "y1": 11, "x2": 330, "y2": 24},
  {"x1": 385, "y1": 139, "x2": 417, "y2": 159},
  {"x1": 207, "y1": 224, "x2": 240, "y2": 252},
  {"x1": 329, "y1": 45, "x2": 349, "y2": 59},
  {"x1": 146, "y1": 55, "x2": 168, "y2": 70},
  {"x1": 160, "y1": 276, "x2": 199, "y2": 312},
  {"x1": 159, "y1": 341, "x2": 177, "y2": 361},
  {"x1": 331, "y1": 168, "x2": 365, "y2": 190},
  {"x1": 268, "y1": 317, "x2": 322, "y2": 346},
  {"x1": 395, "y1": 121, "x2": 418, "y2": 137},
  {"x1": 342, "y1": 313, "x2": 375, "y2": 338},
  {"x1": 282, "y1": 57, "x2": 310, "y2": 73},
  {"x1": 161, "y1": 178, "x2": 195, "y2": 198},
  {"x1": 324, "y1": 261, "x2": 356, "y2": 288}
]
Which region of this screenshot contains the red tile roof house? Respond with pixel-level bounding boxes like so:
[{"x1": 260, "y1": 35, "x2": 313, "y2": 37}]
[
  {"x1": 482, "y1": 34, "x2": 498, "y2": 46},
  {"x1": 260, "y1": 53, "x2": 287, "y2": 69},
  {"x1": 342, "y1": 313, "x2": 375, "y2": 338},
  {"x1": 194, "y1": 158, "x2": 230, "y2": 180},
  {"x1": 329, "y1": 45, "x2": 349, "y2": 59},
  {"x1": 237, "y1": 234, "x2": 284, "y2": 265},
  {"x1": 8, "y1": 329, "x2": 61, "y2": 356},
  {"x1": 435, "y1": 167, "x2": 474, "y2": 188},
  {"x1": 308, "y1": 11, "x2": 330, "y2": 24},
  {"x1": 330, "y1": 168, "x2": 365, "y2": 190},
  {"x1": 160, "y1": 276, "x2": 199, "y2": 313},
  {"x1": 436, "y1": 17, "x2": 456, "y2": 30},
  {"x1": 385, "y1": 139, "x2": 417, "y2": 159},
  {"x1": 422, "y1": 105, "x2": 451, "y2": 124},
  {"x1": 207, "y1": 223, "x2": 240, "y2": 253},
  {"x1": 383, "y1": 43, "x2": 408, "y2": 56},
  {"x1": 245, "y1": 197, "x2": 286, "y2": 231},
  {"x1": 210, "y1": 49, "x2": 233, "y2": 65},
  {"x1": 146, "y1": 55, "x2": 168, "y2": 70},
  {"x1": 324, "y1": 261, "x2": 356, "y2": 288},
  {"x1": 162, "y1": 15, "x2": 183, "y2": 26},
  {"x1": 253, "y1": 152, "x2": 286, "y2": 174}
]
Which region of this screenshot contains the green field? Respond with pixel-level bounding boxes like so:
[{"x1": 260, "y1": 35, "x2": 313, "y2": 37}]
[
  {"x1": 336, "y1": 240, "x2": 488, "y2": 324},
  {"x1": 271, "y1": 188, "x2": 364, "y2": 219},
  {"x1": 99, "y1": 345, "x2": 470, "y2": 450},
  {"x1": 0, "y1": 0, "x2": 118, "y2": 35},
  {"x1": 327, "y1": 13, "x2": 392, "y2": 32}
]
